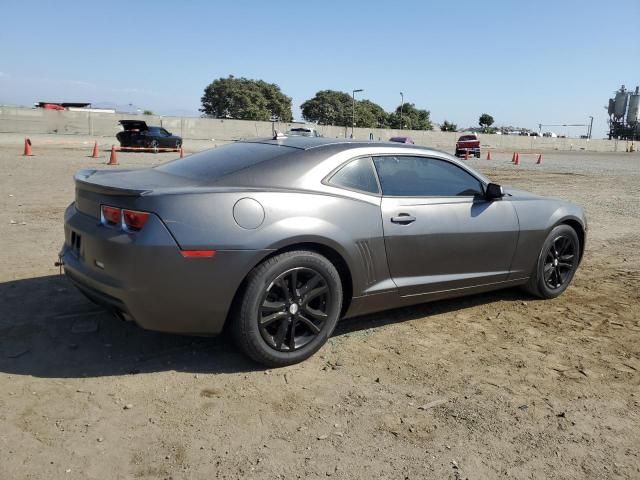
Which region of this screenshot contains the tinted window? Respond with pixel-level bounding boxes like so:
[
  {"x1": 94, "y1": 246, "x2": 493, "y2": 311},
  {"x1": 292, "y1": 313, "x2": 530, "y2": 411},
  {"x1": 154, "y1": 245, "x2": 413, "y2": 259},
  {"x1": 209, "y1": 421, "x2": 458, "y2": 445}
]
[
  {"x1": 373, "y1": 156, "x2": 483, "y2": 197},
  {"x1": 155, "y1": 142, "x2": 293, "y2": 180},
  {"x1": 329, "y1": 157, "x2": 379, "y2": 194}
]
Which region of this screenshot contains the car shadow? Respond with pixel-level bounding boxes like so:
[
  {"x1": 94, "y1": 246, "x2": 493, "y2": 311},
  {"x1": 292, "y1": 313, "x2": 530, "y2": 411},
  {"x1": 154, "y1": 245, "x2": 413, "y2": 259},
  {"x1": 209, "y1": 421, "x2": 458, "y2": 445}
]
[{"x1": 0, "y1": 274, "x2": 533, "y2": 379}]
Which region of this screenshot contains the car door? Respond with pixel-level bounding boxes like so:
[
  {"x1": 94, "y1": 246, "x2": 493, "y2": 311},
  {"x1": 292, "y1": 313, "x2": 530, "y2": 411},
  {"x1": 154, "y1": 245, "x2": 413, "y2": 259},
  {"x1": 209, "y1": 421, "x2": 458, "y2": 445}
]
[
  {"x1": 373, "y1": 155, "x2": 519, "y2": 297},
  {"x1": 158, "y1": 128, "x2": 172, "y2": 147}
]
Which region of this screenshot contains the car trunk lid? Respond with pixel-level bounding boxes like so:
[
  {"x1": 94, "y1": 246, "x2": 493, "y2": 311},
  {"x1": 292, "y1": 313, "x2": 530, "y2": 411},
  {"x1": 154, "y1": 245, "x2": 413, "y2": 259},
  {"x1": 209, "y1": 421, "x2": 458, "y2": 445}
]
[
  {"x1": 118, "y1": 120, "x2": 149, "y2": 131},
  {"x1": 74, "y1": 168, "x2": 202, "y2": 218}
]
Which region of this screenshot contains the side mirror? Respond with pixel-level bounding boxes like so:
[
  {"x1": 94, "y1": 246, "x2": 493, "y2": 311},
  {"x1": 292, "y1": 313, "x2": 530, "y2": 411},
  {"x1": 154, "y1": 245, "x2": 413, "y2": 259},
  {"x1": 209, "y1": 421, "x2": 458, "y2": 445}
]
[{"x1": 485, "y1": 182, "x2": 504, "y2": 200}]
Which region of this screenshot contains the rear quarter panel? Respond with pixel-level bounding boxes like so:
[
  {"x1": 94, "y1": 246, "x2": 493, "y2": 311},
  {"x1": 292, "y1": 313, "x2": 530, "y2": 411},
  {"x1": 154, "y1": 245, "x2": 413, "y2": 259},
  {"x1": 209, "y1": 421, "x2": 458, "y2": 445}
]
[{"x1": 138, "y1": 190, "x2": 388, "y2": 298}]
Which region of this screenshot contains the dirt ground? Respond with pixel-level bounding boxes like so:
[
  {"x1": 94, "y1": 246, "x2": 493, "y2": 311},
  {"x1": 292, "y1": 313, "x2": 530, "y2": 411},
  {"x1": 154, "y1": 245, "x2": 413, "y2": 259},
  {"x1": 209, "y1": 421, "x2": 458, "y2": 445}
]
[{"x1": 1, "y1": 140, "x2": 639, "y2": 479}]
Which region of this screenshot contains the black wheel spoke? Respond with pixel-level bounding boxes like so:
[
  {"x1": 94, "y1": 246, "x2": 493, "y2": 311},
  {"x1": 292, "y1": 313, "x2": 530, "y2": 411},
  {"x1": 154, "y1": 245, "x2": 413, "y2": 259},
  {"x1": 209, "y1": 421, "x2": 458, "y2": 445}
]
[
  {"x1": 299, "y1": 274, "x2": 322, "y2": 296},
  {"x1": 275, "y1": 277, "x2": 292, "y2": 301},
  {"x1": 306, "y1": 285, "x2": 328, "y2": 302},
  {"x1": 288, "y1": 318, "x2": 298, "y2": 350},
  {"x1": 298, "y1": 314, "x2": 321, "y2": 334},
  {"x1": 261, "y1": 300, "x2": 286, "y2": 312},
  {"x1": 260, "y1": 311, "x2": 288, "y2": 327},
  {"x1": 274, "y1": 318, "x2": 290, "y2": 350},
  {"x1": 290, "y1": 270, "x2": 299, "y2": 297},
  {"x1": 303, "y1": 305, "x2": 328, "y2": 320}
]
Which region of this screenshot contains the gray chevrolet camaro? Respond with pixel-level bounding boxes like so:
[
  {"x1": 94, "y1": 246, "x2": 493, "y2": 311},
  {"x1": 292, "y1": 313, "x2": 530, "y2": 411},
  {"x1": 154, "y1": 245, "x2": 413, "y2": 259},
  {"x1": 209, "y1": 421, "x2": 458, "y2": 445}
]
[{"x1": 61, "y1": 137, "x2": 587, "y2": 366}]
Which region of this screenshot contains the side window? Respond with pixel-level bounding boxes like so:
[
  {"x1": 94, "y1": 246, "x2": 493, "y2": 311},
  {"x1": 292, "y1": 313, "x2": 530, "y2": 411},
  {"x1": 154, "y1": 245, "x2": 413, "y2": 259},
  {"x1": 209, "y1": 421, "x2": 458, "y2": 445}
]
[
  {"x1": 328, "y1": 157, "x2": 379, "y2": 194},
  {"x1": 372, "y1": 156, "x2": 483, "y2": 197}
]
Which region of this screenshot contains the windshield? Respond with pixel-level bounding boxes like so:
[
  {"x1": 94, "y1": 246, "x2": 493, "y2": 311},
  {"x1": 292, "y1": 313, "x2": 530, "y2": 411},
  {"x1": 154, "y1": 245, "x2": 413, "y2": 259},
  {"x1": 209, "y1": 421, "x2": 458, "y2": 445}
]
[{"x1": 155, "y1": 142, "x2": 293, "y2": 180}]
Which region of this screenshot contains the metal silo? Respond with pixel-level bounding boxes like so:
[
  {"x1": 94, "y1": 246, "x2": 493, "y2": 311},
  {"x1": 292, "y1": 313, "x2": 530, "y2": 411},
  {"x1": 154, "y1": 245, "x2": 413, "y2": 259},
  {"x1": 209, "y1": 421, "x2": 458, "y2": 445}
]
[
  {"x1": 613, "y1": 85, "x2": 628, "y2": 120},
  {"x1": 627, "y1": 86, "x2": 640, "y2": 124}
]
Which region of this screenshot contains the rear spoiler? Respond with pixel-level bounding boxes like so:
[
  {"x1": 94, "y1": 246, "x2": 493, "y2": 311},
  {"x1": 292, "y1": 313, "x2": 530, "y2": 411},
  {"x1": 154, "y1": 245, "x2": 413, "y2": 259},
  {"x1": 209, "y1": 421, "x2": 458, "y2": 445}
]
[{"x1": 74, "y1": 170, "x2": 151, "y2": 196}]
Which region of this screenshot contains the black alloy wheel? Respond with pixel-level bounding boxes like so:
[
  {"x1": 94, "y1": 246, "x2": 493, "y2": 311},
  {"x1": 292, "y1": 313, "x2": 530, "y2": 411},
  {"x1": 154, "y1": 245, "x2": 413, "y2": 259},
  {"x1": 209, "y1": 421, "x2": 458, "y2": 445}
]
[
  {"x1": 232, "y1": 250, "x2": 342, "y2": 367},
  {"x1": 543, "y1": 235, "x2": 577, "y2": 290},
  {"x1": 524, "y1": 224, "x2": 580, "y2": 299},
  {"x1": 258, "y1": 267, "x2": 330, "y2": 352}
]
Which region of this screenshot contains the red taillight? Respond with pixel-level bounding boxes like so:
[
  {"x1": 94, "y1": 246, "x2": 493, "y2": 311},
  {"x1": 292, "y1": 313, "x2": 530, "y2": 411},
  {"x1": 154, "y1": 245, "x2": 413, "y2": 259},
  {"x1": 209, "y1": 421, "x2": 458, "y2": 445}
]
[
  {"x1": 180, "y1": 250, "x2": 216, "y2": 258},
  {"x1": 101, "y1": 205, "x2": 121, "y2": 225},
  {"x1": 122, "y1": 209, "x2": 150, "y2": 231}
]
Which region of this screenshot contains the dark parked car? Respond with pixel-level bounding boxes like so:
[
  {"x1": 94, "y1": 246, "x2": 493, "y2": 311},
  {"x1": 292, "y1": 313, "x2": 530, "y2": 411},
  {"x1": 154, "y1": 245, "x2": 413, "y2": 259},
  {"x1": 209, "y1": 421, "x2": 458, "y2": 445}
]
[
  {"x1": 116, "y1": 120, "x2": 182, "y2": 149},
  {"x1": 61, "y1": 137, "x2": 586, "y2": 366},
  {"x1": 286, "y1": 127, "x2": 321, "y2": 137},
  {"x1": 389, "y1": 136, "x2": 415, "y2": 144}
]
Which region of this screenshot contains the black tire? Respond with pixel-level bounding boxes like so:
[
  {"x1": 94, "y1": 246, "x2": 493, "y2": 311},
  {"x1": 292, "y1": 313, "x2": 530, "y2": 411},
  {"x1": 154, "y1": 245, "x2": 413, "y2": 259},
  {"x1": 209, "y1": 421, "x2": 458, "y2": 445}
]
[
  {"x1": 524, "y1": 224, "x2": 580, "y2": 299},
  {"x1": 148, "y1": 139, "x2": 159, "y2": 151},
  {"x1": 475, "y1": 152, "x2": 481, "y2": 158},
  {"x1": 232, "y1": 250, "x2": 343, "y2": 367},
  {"x1": 175, "y1": 140, "x2": 182, "y2": 149}
]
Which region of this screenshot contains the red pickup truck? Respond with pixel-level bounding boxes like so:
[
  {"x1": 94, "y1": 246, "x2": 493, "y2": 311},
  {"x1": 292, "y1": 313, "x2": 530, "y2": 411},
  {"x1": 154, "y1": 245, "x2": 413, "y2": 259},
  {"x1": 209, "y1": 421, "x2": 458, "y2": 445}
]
[{"x1": 455, "y1": 134, "x2": 481, "y2": 158}]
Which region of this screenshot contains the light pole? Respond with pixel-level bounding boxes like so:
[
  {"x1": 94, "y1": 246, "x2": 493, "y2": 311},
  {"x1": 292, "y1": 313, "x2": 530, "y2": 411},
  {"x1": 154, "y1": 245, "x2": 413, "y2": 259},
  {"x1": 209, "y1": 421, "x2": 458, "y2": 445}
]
[
  {"x1": 352, "y1": 89, "x2": 363, "y2": 138},
  {"x1": 588, "y1": 116, "x2": 594, "y2": 139},
  {"x1": 399, "y1": 92, "x2": 404, "y2": 130}
]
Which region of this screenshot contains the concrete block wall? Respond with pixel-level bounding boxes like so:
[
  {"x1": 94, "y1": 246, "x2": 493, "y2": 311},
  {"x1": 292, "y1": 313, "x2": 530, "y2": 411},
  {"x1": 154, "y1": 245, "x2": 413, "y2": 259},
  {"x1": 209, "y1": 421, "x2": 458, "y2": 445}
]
[{"x1": 0, "y1": 106, "x2": 626, "y2": 152}]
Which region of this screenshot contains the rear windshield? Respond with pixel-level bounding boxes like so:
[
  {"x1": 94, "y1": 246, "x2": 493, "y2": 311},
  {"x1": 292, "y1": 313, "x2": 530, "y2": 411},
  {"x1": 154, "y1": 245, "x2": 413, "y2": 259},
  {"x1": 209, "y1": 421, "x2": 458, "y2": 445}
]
[
  {"x1": 458, "y1": 135, "x2": 477, "y2": 141},
  {"x1": 155, "y1": 142, "x2": 293, "y2": 180}
]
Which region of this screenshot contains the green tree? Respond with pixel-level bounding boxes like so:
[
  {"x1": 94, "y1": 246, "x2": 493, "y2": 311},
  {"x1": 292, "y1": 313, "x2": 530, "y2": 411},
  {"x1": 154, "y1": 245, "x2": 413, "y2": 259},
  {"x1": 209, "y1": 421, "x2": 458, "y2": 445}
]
[
  {"x1": 200, "y1": 75, "x2": 292, "y2": 122},
  {"x1": 479, "y1": 113, "x2": 494, "y2": 131},
  {"x1": 300, "y1": 90, "x2": 352, "y2": 126},
  {"x1": 356, "y1": 99, "x2": 390, "y2": 128},
  {"x1": 142, "y1": 110, "x2": 154, "y2": 116},
  {"x1": 440, "y1": 120, "x2": 457, "y2": 132},
  {"x1": 389, "y1": 103, "x2": 433, "y2": 130}
]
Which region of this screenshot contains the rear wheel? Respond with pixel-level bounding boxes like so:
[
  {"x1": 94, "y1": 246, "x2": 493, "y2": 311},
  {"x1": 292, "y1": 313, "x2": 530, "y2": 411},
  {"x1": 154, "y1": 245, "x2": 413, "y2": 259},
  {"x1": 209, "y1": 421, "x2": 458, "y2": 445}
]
[
  {"x1": 524, "y1": 224, "x2": 580, "y2": 299},
  {"x1": 148, "y1": 139, "x2": 159, "y2": 151},
  {"x1": 232, "y1": 251, "x2": 343, "y2": 367}
]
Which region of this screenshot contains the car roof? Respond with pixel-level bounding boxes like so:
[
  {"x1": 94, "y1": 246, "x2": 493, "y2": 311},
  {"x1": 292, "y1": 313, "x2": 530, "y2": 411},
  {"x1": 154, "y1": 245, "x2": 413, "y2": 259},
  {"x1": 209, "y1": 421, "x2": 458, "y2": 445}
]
[
  {"x1": 241, "y1": 136, "x2": 442, "y2": 153},
  {"x1": 156, "y1": 137, "x2": 488, "y2": 189}
]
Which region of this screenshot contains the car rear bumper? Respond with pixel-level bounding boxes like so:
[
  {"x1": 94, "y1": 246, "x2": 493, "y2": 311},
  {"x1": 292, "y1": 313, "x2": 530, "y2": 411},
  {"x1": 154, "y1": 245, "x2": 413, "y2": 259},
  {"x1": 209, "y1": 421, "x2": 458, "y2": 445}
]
[
  {"x1": 455, "y1": 146, "x2": 480, "y2": 155},
  {"x1": 61, "y1": 203, "x2": 269, "y2": 335}
]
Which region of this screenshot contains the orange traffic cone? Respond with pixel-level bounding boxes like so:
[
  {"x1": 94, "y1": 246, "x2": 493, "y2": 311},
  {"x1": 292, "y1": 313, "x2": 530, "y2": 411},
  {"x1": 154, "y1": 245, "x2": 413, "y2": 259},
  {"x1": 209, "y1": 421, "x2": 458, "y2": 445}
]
[
  {"x1": 91, "y1": 141, "x2": 99, "y2": 158},
  {"x1": 514, "y1": 153, "x2": 520, "y2": 165},
  {"x1": 179, "y1": 146, "x2": 184, "y2": 158},
  {"x1": 536, "y1": 153, "x2": 542, "y2": 164},
  {"x1": 464, "y1": 149, "x2": 469, "y2": 160},
  {"x1": 511, "y1": 152, "x2": 516, "y2": 163},
  {"x1": 107, "y1": 145, "x2": 119, "y2": 165},
  {"x1": 23, "y1": 138, "x2": 33, "y2": 156},
  {"x1": 486, "y1": 150, "x2": 492, "y2": 160}
]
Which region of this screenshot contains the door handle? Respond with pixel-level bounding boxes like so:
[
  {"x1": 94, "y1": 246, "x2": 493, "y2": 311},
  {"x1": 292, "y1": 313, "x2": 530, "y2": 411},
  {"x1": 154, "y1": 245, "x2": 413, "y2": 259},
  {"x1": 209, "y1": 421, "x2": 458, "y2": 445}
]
[{"x1": 390, "y1": 214, "x2": 416, "y2": 225}]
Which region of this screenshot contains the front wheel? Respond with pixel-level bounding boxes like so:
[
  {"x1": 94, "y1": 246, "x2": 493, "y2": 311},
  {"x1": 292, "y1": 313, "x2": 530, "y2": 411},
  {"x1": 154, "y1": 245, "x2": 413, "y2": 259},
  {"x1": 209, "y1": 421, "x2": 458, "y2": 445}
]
[
  {"x1": 524, "y1": 224, "x2": 580, "y2": 299},
  {"x1": 232, "y1": 251, "x2": 343, "y2": 367}
]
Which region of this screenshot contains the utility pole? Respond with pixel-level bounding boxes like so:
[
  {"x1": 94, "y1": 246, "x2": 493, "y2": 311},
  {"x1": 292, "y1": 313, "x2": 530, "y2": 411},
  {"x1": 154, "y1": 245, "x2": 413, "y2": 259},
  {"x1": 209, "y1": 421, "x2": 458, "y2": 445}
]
[
  {"x1": 400, "y1": 92, "x2": 404, "y2": 130},
  {"x1": 352, "y1": 89, "x2": 363, "y2": 138},
  {"x1": 588, "y1": 116, "x2": 594, "y2": 139}
]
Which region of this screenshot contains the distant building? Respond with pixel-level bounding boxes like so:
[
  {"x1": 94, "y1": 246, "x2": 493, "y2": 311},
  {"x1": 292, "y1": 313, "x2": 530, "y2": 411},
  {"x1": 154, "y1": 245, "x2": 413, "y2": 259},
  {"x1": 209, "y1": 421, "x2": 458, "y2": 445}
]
[{"x1": 34, "y1": 102, "x2": 115, "y2": 113}]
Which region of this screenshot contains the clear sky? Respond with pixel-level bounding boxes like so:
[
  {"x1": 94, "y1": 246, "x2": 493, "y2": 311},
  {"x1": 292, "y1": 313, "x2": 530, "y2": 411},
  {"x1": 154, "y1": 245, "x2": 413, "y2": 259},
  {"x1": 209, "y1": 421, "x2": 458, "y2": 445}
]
[{"x1": 1, "y1": 0, "x2": 638, "y2": 136}]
